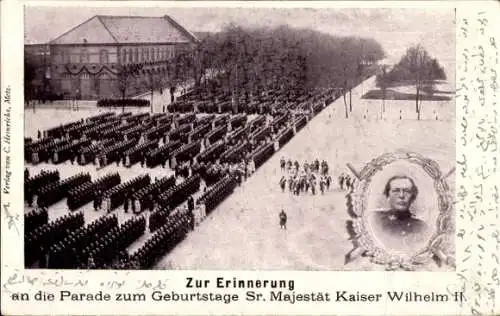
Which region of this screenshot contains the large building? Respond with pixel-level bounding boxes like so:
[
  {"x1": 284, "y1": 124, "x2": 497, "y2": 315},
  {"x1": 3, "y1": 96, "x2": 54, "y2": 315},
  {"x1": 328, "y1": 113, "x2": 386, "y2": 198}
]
[{"x1": 37, "y1": 15, "x2": 199, "y2": 100}]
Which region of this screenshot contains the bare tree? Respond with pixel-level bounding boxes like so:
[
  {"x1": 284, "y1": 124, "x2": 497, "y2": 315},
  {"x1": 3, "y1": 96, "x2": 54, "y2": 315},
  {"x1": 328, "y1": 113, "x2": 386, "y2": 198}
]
[
  {"x1": 116, "y1": 65, "x2": 136, "y2": 112},
  {"x1": 342, "y1": 79, "x2": 349, "y2": 119},
  {"x1": 142, "y1": 69, "x2": 163, "y2": 113},
  {"x1": 376, "y1": 64, "x2": 389, "y2": 118},
  {"x1": 340, "y1": 55, "x2": 355, "y2": 118},
  {"x1": 398, "y1": 45, "x2": 430, "y2": 120},
  {"x1": 382, "y1": 44, "x2": 446, "y2": 120}
]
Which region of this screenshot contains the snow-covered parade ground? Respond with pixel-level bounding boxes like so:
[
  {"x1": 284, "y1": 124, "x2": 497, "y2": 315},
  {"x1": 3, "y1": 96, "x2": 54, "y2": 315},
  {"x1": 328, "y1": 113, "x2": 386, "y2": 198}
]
[{"x1": 24, "y1": 75, "x2": 455, "y2": 271}]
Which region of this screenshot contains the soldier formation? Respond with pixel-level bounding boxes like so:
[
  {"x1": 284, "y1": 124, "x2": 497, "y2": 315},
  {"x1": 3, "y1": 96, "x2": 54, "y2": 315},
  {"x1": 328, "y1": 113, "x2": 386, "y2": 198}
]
[
  {"x1": 279, "y1": 158, "x2": 332, "y2": 196},
  {"x1": 24, "y1": 82, "x2": 342, "y2": 269},
  {"x1": 25, "y1": 212, "x2": 85, "y2": 267},
  {"x1": 280, "y1": 157, "x2": 329, "y2": 175}
]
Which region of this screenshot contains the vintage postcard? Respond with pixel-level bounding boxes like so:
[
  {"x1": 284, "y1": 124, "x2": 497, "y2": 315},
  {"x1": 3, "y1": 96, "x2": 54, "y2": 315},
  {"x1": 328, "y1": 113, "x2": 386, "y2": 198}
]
[{"x1": 1, "y1": 1, "x2": 498, "y2": 315}]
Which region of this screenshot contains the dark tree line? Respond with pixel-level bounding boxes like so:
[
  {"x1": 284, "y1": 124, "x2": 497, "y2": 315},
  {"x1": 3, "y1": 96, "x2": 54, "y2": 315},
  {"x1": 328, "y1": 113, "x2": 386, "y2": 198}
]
[
  {"x1": 195, "y1": 25, "x2": 384, "y2": 87},
  {"x1": 190, "y1": 24, "x2": 385, "y2": 116}
]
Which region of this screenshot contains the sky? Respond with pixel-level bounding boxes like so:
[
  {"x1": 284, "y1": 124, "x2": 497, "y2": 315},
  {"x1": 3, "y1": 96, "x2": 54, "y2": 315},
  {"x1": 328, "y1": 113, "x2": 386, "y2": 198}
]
[{"x1": 24, "y1": 6, "x2": 455, "y2": 76}]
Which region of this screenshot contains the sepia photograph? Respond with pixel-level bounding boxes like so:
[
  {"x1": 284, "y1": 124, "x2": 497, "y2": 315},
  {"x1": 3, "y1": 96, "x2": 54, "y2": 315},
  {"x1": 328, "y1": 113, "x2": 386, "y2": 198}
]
[
  {"x1": 22, "y1": 6, "x2": 456, "y2": 271},
  {"x1": 352, "y1": 152, "x2": 454, "y2": 269},
  {"x1": 370, "y1": 173, "x2": 432, "y2": 252}
]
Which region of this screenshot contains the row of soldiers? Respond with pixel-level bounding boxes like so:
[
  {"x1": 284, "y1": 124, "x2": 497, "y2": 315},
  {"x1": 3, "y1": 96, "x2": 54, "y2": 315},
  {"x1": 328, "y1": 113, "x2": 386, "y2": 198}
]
[
  {"x1": 198, "y1": 175, "x2": 238, "y2": 214},
  {"x1": 46, "y1": 214, "x2": 119, "y2": 269},
  {"x1": 85, "y1": 216, "x2": 146, "y2": 269},
  {"x1": 279, "y1": 172, "x2": 356, "y2": 194},
  {"x1": 200, "y1": 158, "x2": 249, "y2": 184},
  {"x1": 280, "y1": 173, "x2": 332, "y2": 196},
  {"x1": 196, "y1": 161, "x2": 230, "y2": 186},
  {"x1": 36, "y1": 173, "x2": 91, "y2": 209},
  {"x1": 67, "y1": 173, "x2": 121, "y2": 211},
  {"x1": 25, "y1": 212, "x2": 85, "y2": 266},
  {"x1": 280, "y1": 158, "x2": 329, "y2": 175},
  {"x1": 25, "y1": 207, "x2": 48, "y2": 234},
  {"x1": 25, "y1": 169, "x2": 60, "y2": 207},
  {"x1": 126, "y1": 210, "x2": 191, "y2": 269},
  {"x1": 149, "y1": 207, "x2": 172, "y2": 232},
  {"x1": 147, "y1": 194, "x2": 194, "y2": 233}
]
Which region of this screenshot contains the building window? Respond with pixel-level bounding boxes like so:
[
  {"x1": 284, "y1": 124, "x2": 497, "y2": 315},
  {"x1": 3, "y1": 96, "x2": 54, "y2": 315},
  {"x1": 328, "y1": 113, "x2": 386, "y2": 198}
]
[
  {"x1": 100, "y1": 50, "x2": 109, "y2": 64},
  {"x1": 122, "y1": 49, "x2": 127, "y2": 63},
  {"x1": 135, "y1": 48, "x2": 139, "y2": 63},
  {"x1": 128, "y1": 48, "x2": 133, "y2": 63},
  {"x1": 60, "y1": 51, "x2": 67, "y2": 63},
  {"x1": 80, "y1": 49, "x2": 90, "y2": 63}
]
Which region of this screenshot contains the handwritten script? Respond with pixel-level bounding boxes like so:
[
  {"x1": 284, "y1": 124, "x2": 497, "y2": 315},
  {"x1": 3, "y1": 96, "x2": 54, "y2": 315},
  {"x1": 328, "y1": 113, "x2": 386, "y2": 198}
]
[
  {"x1": 2, "y1": 268, "x2": 169, "y2": 293},
  {"x1": 456, "y1": 10, "x2": 499, "y2": 316}
]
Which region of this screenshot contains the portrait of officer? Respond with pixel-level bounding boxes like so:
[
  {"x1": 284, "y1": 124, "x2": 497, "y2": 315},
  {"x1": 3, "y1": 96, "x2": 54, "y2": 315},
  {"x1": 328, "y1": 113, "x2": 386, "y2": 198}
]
[{"x1": 370, "y1": 174, "x2": 430, "y2": 251}]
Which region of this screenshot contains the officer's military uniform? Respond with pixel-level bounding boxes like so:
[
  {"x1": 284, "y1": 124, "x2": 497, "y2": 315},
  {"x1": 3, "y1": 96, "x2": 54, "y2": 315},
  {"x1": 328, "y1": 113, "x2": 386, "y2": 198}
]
[
  {"x1": 372, "y1": 210, "x2": 429, "y2": 250},
  {"x1": 279, "y1": 211, "x2": 287, "y2": 229}
]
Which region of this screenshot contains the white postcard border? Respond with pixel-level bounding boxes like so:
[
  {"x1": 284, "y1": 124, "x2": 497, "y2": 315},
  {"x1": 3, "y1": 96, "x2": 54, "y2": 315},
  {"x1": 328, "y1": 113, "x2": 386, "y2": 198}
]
[{"x1": 1, "y1": 1, "x2": 499, "y2": 315}]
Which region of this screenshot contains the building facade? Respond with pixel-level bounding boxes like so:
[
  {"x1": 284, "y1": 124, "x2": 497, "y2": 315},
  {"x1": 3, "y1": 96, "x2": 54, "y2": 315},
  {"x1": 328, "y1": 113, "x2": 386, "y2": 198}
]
[{"x1": 46, "y1": 15, "x2": 198, "y2": 100}]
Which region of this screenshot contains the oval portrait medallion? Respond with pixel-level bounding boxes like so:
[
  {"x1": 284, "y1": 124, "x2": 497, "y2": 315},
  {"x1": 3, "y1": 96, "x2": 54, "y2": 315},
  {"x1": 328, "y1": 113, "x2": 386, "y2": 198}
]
[{"x1": 346, "y1": 151, "x2": 455, "y2": 270}]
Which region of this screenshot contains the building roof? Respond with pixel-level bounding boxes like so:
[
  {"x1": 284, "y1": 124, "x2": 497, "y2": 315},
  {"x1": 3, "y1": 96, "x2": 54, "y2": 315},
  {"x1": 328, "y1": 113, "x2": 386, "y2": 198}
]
[{"x1": 50, "y1": 15, "x2": 199, "y2": 45}]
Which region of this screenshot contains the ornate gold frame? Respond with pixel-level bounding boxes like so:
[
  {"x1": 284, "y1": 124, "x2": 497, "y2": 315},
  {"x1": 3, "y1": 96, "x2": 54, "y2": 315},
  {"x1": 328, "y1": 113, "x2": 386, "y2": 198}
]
[{"x1": 345, "y1": 151, "x2": 455, "y2": 271}]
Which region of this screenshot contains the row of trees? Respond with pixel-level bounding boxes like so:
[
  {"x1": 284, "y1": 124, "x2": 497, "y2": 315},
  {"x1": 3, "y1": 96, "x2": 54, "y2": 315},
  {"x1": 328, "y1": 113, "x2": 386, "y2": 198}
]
[
  {"x1": 191, "y1": 24, "x2": 385, "y2": 116},
  {"x1": 119, "y1": 24, "x2": 385, "y2": 115},
  {"x1": 376, "y1": 44, "x2": 447, "y2": 120}
]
